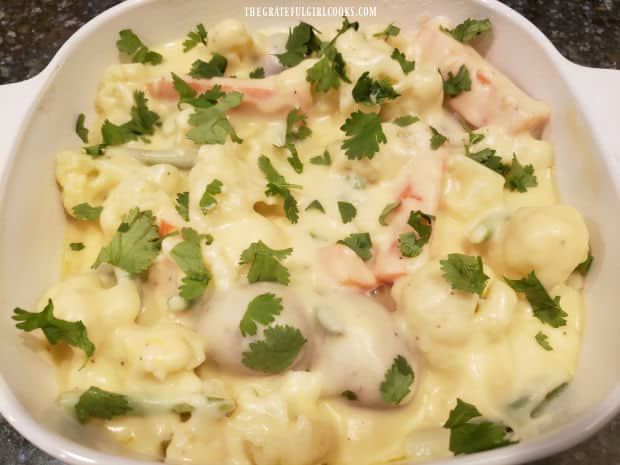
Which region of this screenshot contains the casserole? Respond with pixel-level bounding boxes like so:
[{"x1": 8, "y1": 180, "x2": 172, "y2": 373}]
[{"x1": 0, "y1": 0, "x2": 619, "y2": 464}]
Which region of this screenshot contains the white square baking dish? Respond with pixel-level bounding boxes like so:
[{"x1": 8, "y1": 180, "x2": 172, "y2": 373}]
[{"x1": 0, "y1": 0, "x2": 619, "y2": 464}]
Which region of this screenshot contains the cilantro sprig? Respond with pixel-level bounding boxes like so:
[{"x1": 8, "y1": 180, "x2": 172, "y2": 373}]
[
  {"x1": 183, "y1": 23, "x2": 207, "y2": 52},
  {"x1": 443, "y1": 398, "x2": 517, "y2": 454},
  {"x1": 338, "y1": 232, "x2": 373, "y2": 261},
  {"x1": 380, "y1": 355, "x2": 415, "y2": 405},
  {"x1": 503, "y1": 155, "x2": 538, "y2": 192},
  {"x1": 352, "y1": 72, "x2": 400, "y2": 106},
  {"x1": 443, "y1": 65, "x2": 472, "y2": 97},
  {"x1": 505, "y1": 271, "x2": 567, "y2": 327},
  {"x1": 186, "y1": 90, "x2": 243, "y2": 145},
  {"x1": 440, "y1": 253, "x2": 489, "y2": 296},
  {"x1": 239, "y1": 293, "x2": 283, "y2": 337},
  {"x1": 116, "y1": 29, "x2": 163, "y2": 65},
  {"x1": 340, "y1": 111, "x2": 387, "y2": 160},
  {"x1": 189, "y1": 54, "x2": 227, "y2": 79},
  {"x1": 241, "y1": 325, "x2": 307, "y2": 373},
  {"x1": 13, "y1": 299, "x2": 95, "y2": 361},
  {"x1": 373, "y1": 23, "x2": 400, "y2": 39},
  {"x1": 277, "y1": 22, "x2": 322, "y2": 67},
  {"x1": 391, "y1": 48, "x2": 415, "y2": 74},
  {"x1": 258, "y1": 155, "x2": 301, "y2": 223},
  {"x1": 170, "y1": 228, "x2": 212, "y2": 300},
  {"x1": 239, "y1": 240, "x2": 293, "y2": 285},
  {"x1": 93, "y1": 208, "x2": 161, "y2": 275}
]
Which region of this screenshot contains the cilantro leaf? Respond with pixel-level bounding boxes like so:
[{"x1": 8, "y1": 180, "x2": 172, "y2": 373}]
[
  {"x1": 441, "y1": 18, "x2": 493, "y2": 43},
  {"x1": 443, "y1": 65, "x2": 472, "y2": 97},
  {"x1": 189, "y1": 54, "x2": 228, "y2": 79},
  {"x1": 199, "y1": 179, "x2": 223, "y2": 214},
  {"x1": 242, "y1": 325, "x2": 307, "y2": 373},
  {"x1": 443, "y1": 398, "x2": 482, "y2": 428},
  {"x1": 340, "y1": 111, "x2": 386, "y2": 160},
  {"x1": 338, "y1": 201, "x2": 357, "y2": 223},
  {"x1": 258, "y1": 155, "x2": 301, "y2": 223},
  {"x1": 249, "y1": 67, "x2": 265, "y2": 79},
  {"x1": 170, "y1": 227, "x2": 212, "y2": 300},
  {"x1": 467, "y1": 147, "x2": 505, "y2": 175},
  {"x1": 70, "y1": 242, "x2": 85, "y2": 251},
  {"x1": 13, "y1": 299, "x2": 95, "y2": 360},
  {"x1": 535, "y1": 331, "x2": 553, "y2": 351},
  {"x1": 440, "y1": 253, "x2": 489, "y2": 296},
  {"x1": 443, "y1": 398, "x2": 517, "y2": 455},
  {"x1": 338, "y1": 232, "x2": 373, "y2": 261},
  {"x1": 172, "y1": 73, "x2": 225, "y2": 108},
  {"x1": 430, "y1": 126, "x2": 448, "y2": 150},
  {"x1": 74, "y1": 386, "x2": 132, "y2": 424},
  {"x1": 306, "y1": 200, "x2": 325, "y2": 213},
  {"x1": 393, "y1": 115, "x2": 419, "y2": 127},
  {"x1": 84, "y1": 144, "x2": 106, "y2": 157},
  {"x1": 306, "y1": 44, "x2": 350, "y2": 92},
  {"x1": 93, "y1": 208, "x2": 161, "y2": 275},
  {"x1": 352, "y1": 72, "x2": 400, "y2": 106},
  {"x1": 575, "y1": 252, "x2": 594, "y2": 276},
  {"x1": 187, "y1": 91, "x2": 243, "y2": 145},
  {"x1": 116, "y1": 29, "x2": 163, "y2": 65},
  {"x1": 505, "y1": 271, "x2": 567, "y2": 327},
  {"x1": 277, "y1": 22, "x2": 322, "y2": 68},
  {"x1": 504, "y1": 155, "x2": 537, "y2": 192},
  {"x1": 72, "y1": 203, "x2": 102, "y2": 221},
  {"x1": 239, "y1": 293, "x2": 283, "y2": 337},
  {"x1": 341, "y1": 390, "x2": 358, "y2": 401},
  {"x1": 378, "y1": 200, "x2": 401, "y2": 226},
  {"x1": 239, "y1": 240, "x2": 293, "y2": 285},
  {"x1": 175, "y1": 192, "x2": 190, "y2": 221},
  {"x1": 374, "y1": 23, "x2": 400, "y2": 39},
  {"x1": 380, "y1": 355, "x2": 415, "y2": 405},
  {"x1": 399, "y1": 210, "x2": 433, "y2": 258},
  {"x1": 283, "y1": 108, "x2": 312, "y2": 145},
  {"x1": 75, "y1": 113, "x2": 89, "y2": 143},
  {"x1": 183, "y1": 23, "x2": 207, "y2": 52},
  {"x1": 99, "y1": 91, "x2": 161, "y2": 147},
  {"x1": 391, "y1": 48, "x2": 415, "y2": 74},
  {"x1": 310, "y1": 150, "x2": 331, "y2": 166},
  {"x1": 335, "y1": 17, "x2": 360, "y2": 37},
  {"x1": 530, "y1": 382, "x2": 568, "y2": 418},
  {"x1": 284, "y1": 144, "x2": 304, "y2": 173}
]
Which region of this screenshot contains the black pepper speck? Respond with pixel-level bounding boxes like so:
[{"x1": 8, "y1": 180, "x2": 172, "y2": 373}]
[{"x1": 0, "y1": 1, "x2": 619, "y2": 465}]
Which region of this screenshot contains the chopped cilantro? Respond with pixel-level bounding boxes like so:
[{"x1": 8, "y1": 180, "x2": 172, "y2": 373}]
[
  {"x1": 241, "y1": 325, "x2": 307, "y2": 373},
  {"x1": 440, "y1": 253, "x2": 489, "y2": 296},
  {"x1": 393, "y1": 115, "x2": 420, "y2": 127},
  {"x1": 306, "y1": 44, "x2": 350, "y2": 92},
  {"x1": 13, "y1": 299, "x2": 95, "y2": 360},
  {"x1": 199, "y1": 179, "x2": 223, "y2": 214},
  {"x1": 170, "y1": 227, "x2": 212, "y2": 300},
  {"x1": 535, "y1": 331, "x2": 553, "y2": 351},
  {"x1": 258, "y1": 155, "x2": 301, "y2": 223},
  {"x1": 380, "y1": 355, "x2": 415, "y2": 405},
  {"x1": 182, "y1": 23, "x2": 207, "y2": 52},
  {"x1": 443, "y1": 398, "x2": 517, "y2": 454},
  {"x1": 391, "y1": 48, "x2": 415, "y2": 74},
  {"x1": 75, "y1": 113, "x2": 89, "y2": 143},
  {"x1": 399, "y1": 210, "x2": 433, "y2": 258},
  {"x1": 239, "y1": 293, "x2": 283, "y2": 337},
  {"x1": 239, "y1": 240, "x2": 293, "y2": 285},
  {"x1": 505, "y1": 271, "x2": 567, "y2": 327},
  {"x1": 283, "y1": 108, "x2": 312, "y2": 145},
  {"x1": 378, "y1": 200, "x2": 401, "y2": 226},
  {"x1": 74, "y1": 386, "x2": 131, "y2": 424},
  {"x1": 337, "y1": 232, "x2": 373, "y2": 262},
  {"x1": 175, "y1": 192, "x2": 190, "y2": 221},
  {"x1": 341, "y1": 390, "x2": 358, "y2": 401},
  {"x1": 441, "y1": 18, "x2": 493, "y2": 43},
  {"x1": 116, "y1": 29, "x2": 163, "y2": 65},
  {"x1": 92, "y1": 208, "x2": 161, "y2": 275},
  {"x1": 352, "y1": 72, "x2": 400, "y2": 106},
  {"x1": 575, "y1": 252, "x2": 594, "y2": 276},
  {"x1": 186, "y1": 91, "x2": 243, "y2": 145},
  {"x1": 70, "y1": 242, "x2": 85, "y2": 251},
  {"x1": 306, "y1": 200, "x2": 325, "y2": 213},
  {"x1": 310, "y1": 150, "x2": 331, "y2": 166},
  {"x1": 530, "y1": 383, "x2": 568, "y2": 418},
  {"x1": 374, "y1": 23, "x2": 400, "y2": 39},
  {"x1": 189, "y1": 54, "x2": 227, "y2": 79},
  {"x1": 504, "y1": 155, "x2": 537, "y2": 192},
  {"x1": 72, "y1": 203, "x2": 102, "y2": 221},
  {"x1": 338, "y1": 201, "x2": 357, "y2": 223},
  {"x1": 340, "y1": 111, "x2": 387, "y2": 160},
  {"x1": 249, "y1": 67, "x2": 265, "y2": 79},
  {"x1": 443, "y1": 65, "x2": 472, "y2": 97},
  {"x1": 430, "y1": 126, "x2": 448, "y2": 150},
  {"x1": 277, "y1": 22, "x2": 322, "y2": 68}
]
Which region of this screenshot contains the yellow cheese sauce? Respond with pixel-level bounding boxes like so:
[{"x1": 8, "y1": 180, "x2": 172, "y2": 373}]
[{"x1": 32, "y1": 15, "x2": 592, "y2": 465}]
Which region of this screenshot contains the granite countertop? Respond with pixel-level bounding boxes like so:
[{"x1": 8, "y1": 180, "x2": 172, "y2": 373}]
[{"x1": 0, "y1": 1, "x2": 618, "y2": 464}]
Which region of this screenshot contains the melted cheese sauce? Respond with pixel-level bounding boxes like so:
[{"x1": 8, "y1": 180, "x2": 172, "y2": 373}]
[{"x1": 39, "y1": 16, "x2": 592, "y2": 465}]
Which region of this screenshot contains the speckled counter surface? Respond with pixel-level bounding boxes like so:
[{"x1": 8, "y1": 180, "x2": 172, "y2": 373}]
[{"x1": 0, "y1": 1, "x2": 618, "y2": 464}]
